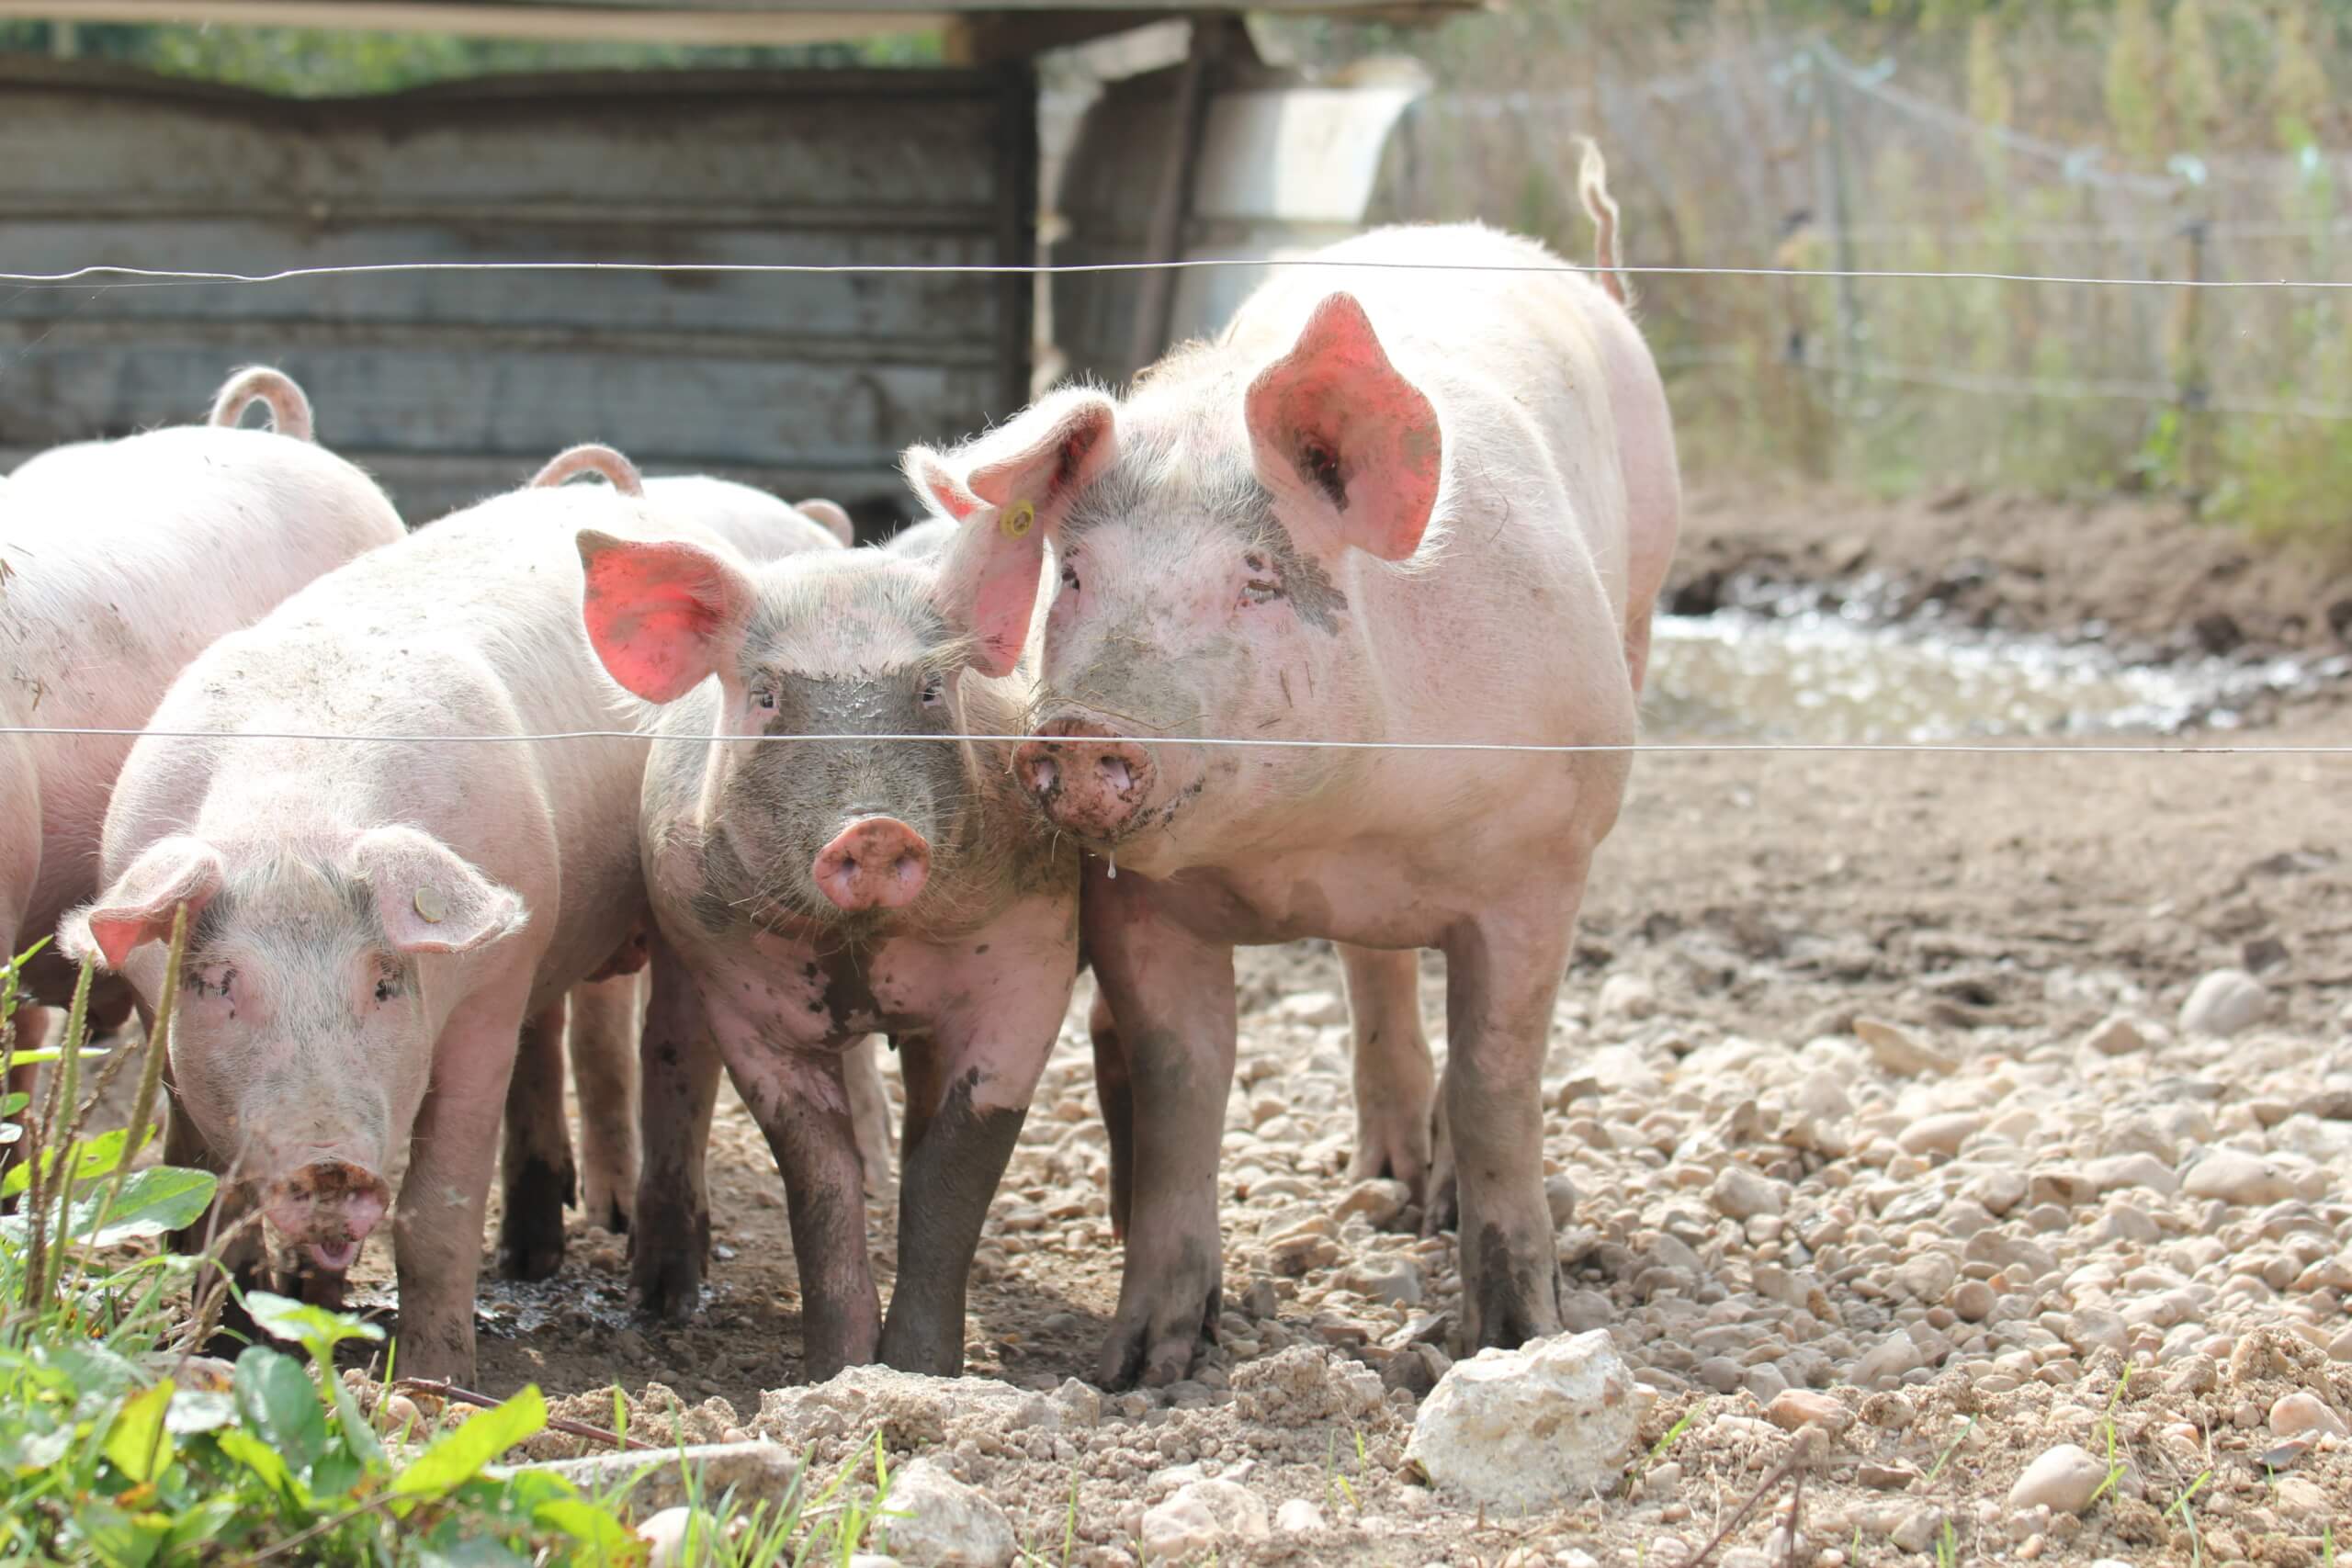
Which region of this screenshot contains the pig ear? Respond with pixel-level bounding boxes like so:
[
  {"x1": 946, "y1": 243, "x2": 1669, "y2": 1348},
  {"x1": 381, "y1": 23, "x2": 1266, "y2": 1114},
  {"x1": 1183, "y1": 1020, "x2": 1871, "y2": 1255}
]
[
  {"x1": 66, "y1": 836, "x2": 225, "y2": 972},
  {"x1": 794, "y1": 498, "x2": 855, "y2": 547},
  {"x1": 932, "y1": 501, "x2": 1046, "y2": 678},
  {"x1": 577, "y1": 529, "x2": 752, "y2": 704},
  {"x1": 1244, "y1": 292, "x2": 1442, "y2": 562},
  {"x1": 938, "y1": 388, "x2": 1119, "y2": 535},
  {"x1": 348, "y1": 826, "x2": 526, "y2": 957},
  {"x1": 901, "y1": 446, "x2": 985, "y2": 525}
]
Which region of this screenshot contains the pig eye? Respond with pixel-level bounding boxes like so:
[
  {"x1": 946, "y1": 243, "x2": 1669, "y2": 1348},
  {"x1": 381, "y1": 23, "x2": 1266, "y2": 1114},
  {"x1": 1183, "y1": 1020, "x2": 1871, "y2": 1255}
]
[
  {"x1": 1241, "y1": 554, "x2": 1283, "y2": 606},
  {"x1": 752, "y1": 687, "x2": 777, "y2": 712},
  {"x1": 372, "y1": 964, "x2": 404, "y2": 1004},
  {"x1": 919, "y1": 672, "x2": 944, "y2": 708},
  {"x1": 1058, "y1": 561, "x2": 1080, "y2": 592}
]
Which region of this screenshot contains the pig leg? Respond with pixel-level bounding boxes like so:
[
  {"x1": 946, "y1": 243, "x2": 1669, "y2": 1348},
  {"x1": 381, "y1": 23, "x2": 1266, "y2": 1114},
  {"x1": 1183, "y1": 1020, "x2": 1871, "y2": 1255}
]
[
  {"x1": 844, "y1": 1034, "x2": 896, "y2": 1204},
  {"x1": 1088, "y1": 987, "x2": 1136, "y2": 1239},
  {"x1": 631, "y1": 950, "x2": 720, "y2": 1323},
  {"x1": 718, "y1": 1027, "x2": 878, "y2": 1380},
  {"x1": 1088, "y1": 867, "x2": 1237, "y2": 1389},
  {"x1": 391, "y1": 986, "x2": 528, "y2": 1385},
  {"x1": 498, "y1": 998, "x2": 574, "y2": 1281},
  {"x1": 1441, "y1": 887, "x2": 1581, "y2": 1355},
  {"x1": 568, "y1": 973, "x2": 642, "y2": 1234},
  {"x1": 876, "y1": 998, "x2": 1060, "y2": 1376},
  {"x1": 1338, "y1": 945, "x2": 1437, "y2": 1204}
]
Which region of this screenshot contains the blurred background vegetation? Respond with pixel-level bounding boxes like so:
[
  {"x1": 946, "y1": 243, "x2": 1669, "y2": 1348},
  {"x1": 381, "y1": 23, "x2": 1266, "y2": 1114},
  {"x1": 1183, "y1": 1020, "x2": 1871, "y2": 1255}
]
[{"x1": 6, "y1": 3, "x2": 2347, "y2": 530}]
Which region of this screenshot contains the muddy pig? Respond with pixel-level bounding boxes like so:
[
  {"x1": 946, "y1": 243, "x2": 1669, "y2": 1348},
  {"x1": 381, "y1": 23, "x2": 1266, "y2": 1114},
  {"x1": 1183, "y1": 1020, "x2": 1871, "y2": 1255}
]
[
  {"x1": 576, "y1": 466, "x2": 1077, "y2": 1379},
  {"x1": 60, "y1": 447, "x2": 765, "y2": 1382},
  {"x1": 0, "y1": 368, "x2": 402, "y2": 1149},
  {"x1": 910, "y1": 148, "x2": 1680, "y2": 1385},
  {"x1": 510, "y1": 446, "x2": 895, "y2": 1253}
]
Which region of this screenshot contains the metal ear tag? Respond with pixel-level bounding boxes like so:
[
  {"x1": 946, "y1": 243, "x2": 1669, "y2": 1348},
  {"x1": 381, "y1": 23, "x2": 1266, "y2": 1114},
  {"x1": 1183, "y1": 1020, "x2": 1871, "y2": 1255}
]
[
  {"x1": 1000, "y1": 500, "x2": 1036, "y2": 538},
  {"x1": 413, "y1": 886, "x2": 447, "y2": 924}
]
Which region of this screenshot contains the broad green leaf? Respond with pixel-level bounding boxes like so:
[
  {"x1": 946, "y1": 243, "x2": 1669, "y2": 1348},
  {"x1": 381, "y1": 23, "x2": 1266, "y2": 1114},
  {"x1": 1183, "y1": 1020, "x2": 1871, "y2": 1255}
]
[
  {"x1": 393, "y1": 1386, "x2": 547, "y2": 1501},
  {"x1": 247, "y1": 1290, "x2": 385, "y2": 1356},
  {"x1": 159, "y1": 1497, "x2": 243, "y2": 1557},
  {"x1": 233, "y1": 1346, "x2": 328, "y2": 1470},
  {"x1": 72, "y1": 1166, "x2": 216, "y2": 1246},
  {"x1": 72, "y1": 1501, "x2": 168, "y2": 1568},
  {"x1": 164, "y1": 1388, "x2": 236, "y2": 1436},
  {"x1": 0, "y1": 1089, "x2": 25, "y2": 1116},
  {"x1": 310, "y1": 1450, "x2": 367, "y2": 1499},
  {"x1": 104, "y1": 1380, "x2": 176, "y2": 1483},
  {"x1": 2, "y1": 1126, "x2": 136, "y2": 1199},
  {"x1": 216, "y1": 1428, "x2": 304, "y2": 1506},
  {"x1": 534, "y1": 1496, "x2": 640, "y2": 1557}
]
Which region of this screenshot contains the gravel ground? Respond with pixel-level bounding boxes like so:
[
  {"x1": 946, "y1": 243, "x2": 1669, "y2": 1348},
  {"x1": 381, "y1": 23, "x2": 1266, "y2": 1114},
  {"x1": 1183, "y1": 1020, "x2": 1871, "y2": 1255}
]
[{"x1": 88, "y1": 483, "x2": 2352, "y2": 1562}]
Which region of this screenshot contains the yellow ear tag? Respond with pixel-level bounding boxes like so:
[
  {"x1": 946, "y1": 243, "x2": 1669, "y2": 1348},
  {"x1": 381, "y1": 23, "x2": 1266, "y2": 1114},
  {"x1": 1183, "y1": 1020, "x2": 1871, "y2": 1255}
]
[
  {"x1": 1000, "y1": 500, "x2": 1036, "y2": 539},
  {"x1": 413, "y1": 886, "x2": 447, "y2": 924}
]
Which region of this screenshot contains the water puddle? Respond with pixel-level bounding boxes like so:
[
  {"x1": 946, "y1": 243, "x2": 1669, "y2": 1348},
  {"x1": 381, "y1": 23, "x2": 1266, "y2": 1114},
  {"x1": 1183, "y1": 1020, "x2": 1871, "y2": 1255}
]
[{"x1": 1643, "y1": 610, "x2": 2334, "y2": 745}]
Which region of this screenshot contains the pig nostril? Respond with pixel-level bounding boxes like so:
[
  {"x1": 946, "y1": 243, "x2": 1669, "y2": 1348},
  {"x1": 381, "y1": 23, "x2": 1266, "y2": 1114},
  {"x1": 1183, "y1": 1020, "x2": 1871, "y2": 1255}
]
[
  {"x1": 1099, "y1": 755, "x2": 1133, "y2": 794},
  {"x1": 1029, "y1": 758, "x2": 1058, "y2": 795}
]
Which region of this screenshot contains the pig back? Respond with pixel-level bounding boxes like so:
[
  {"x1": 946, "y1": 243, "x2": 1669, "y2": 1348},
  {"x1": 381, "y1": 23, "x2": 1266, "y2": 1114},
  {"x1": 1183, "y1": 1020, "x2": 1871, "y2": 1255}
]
[{"x1": 0, "y1": 425, "x2": 404, "y2": 961}]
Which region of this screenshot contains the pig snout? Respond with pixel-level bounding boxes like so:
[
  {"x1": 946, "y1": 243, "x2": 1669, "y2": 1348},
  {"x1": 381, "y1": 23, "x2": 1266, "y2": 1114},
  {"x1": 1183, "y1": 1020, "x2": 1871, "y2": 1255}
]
[
  {"x1": 1015, "y1": 720, "x2": 1154, "y2": 839},
  {"x1": 811, "y1": 817, "x2": 932, "y2": 911},
  {"x1": 263, "y1": 1160, "x2": 390, "y2": 1275}
]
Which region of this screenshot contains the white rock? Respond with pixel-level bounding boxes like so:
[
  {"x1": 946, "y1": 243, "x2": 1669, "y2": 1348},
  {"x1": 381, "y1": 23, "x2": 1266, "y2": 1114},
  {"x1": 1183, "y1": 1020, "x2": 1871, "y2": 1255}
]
[
  {"x1": 1544, "y1": 1173, "x2": 1579, "y2": 1228},
  {"x1": 2179, "y1": 969, "x2": 2267, "y2": 1038},
  {"x1": 1272, "y1": 1499, "x2": 1326, "y2": 1534},
  {"x1": 1405, "y1": 1330, "x2": 1637, "y2": 1512},
  {"x1": 1895, "y1": 1112, "x2": 1982, "y2": 1158},
  {"x1": 2084, "y1": 1151, "x2": 2179, "y2": 1196},
  {"x1": 1711, "y1": 1165, "x2": 1783, "y2": 1220},
  {"x1": 1855, "y1": 1018, "x2": 1954, "y2": 1076},
  {"x1": 638, "y1": 1507, "x2": 719, "y2": 1568},
  {"x1": 2269, "y1": 1391, "x2": 2348, "y2": 1439},
  {"x1": 1340, "y1": 1254, "x2": 1424, "y2": 1307},
  {"x1": 886, "y1": 1458, "x2": 1016, "y2": 1568},
  {"x1": 1276, "y1": 989, "x2": 1347, "y2": 1027},
  {"x1": 1333, "y1": 1179, "x2": 1410, "y2": 1229},
  {"x1": 2006, "y1": 1444, "x2": 2107, "y2": 1515},
  {"x1": 2082, "y1": 1012, "x2": 2151, "y2": 1055},
  {"x1": 1599, "y1": 973, "x2": 1657, "y2": 1021},
  {"x1": 1141, "y1": 1480, "x2": 1270, "y2": 1561},
  {"x1": 2181, "y1": 1150, "x2": 2293, "y2": 1206}
]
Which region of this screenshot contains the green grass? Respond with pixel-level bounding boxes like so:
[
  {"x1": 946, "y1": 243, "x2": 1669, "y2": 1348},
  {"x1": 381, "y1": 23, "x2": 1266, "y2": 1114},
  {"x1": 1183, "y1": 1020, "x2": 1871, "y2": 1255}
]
[{"x1": 0, "y1": 917, "x2": 905, "y2": 1564}]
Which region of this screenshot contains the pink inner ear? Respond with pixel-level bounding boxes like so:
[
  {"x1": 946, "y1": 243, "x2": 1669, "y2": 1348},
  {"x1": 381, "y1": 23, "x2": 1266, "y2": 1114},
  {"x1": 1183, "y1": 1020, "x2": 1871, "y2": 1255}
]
[
  {"x1": 915, "y1": 457, "x2": 982, "y2": 523},
  {"x1": 1247, "y1": 294, "x2": 1442, "y2": 562},
  {"x1": 88, "y1": 911, "x2": 171, "y2": 972},
  {"x1": 581, "y1": 544, "x2": 733, "y2": 704}
]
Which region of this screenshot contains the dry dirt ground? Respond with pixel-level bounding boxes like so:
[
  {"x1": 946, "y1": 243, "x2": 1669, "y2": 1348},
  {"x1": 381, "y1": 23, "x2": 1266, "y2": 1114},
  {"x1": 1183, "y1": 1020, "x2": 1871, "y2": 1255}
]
[{"x1": 288, "y1": 488, "x2": 2352, "y2": 1559}]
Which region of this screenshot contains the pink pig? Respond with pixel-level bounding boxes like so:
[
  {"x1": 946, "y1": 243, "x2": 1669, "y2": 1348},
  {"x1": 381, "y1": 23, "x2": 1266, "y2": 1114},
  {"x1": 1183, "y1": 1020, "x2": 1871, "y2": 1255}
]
[
  {"x1": 574, "y1": 476, "x2": 1076, "y2": 1380},
  {"x1": 909, "y1": 147, "x2": 1680, "y2": 1385},
  {"x1": 60, "y1": 446, "x2": 818, "y2": 1382},
  {"x1": 0, "y1": 367, "x2": 401, "y2": 1114}
]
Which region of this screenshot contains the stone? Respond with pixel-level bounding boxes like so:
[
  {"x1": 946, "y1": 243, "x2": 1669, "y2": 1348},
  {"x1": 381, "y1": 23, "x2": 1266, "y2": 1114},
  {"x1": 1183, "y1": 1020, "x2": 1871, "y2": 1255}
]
[
  {"x1": 1712, "y1": 1165, "x2": 1783, "y2": 1221},
  {"x1": 2268, "y1": 1392, "x2": 2348, "y2": 1439},
  {"x1": 2274, "y1": 1475, "x2": 2330, "y2": 1520},
  {"x1": 1855, "y1": 1018, "x2": 1954, "y2": 1076},
  {"x1": 1340, "y1": 1254, "x2": 1424, "y2": 1307},
  {"x1": 2178, "y1": 969, "x2": 2267, "y2": 1038},
  {"x1": 2082, "y1": 1012, "x2": 2151, "y2": 1055},
  {"x1": 1951, "y1": 1280, "x2": 1997, "y2": 1323},
  {"x1": 638, "y1": 1507, "x2": 720, "y2": 1568},
  {"x1": 1895, "y1": 1113, "x2": 1982, "y2": 1159},
  {"x1": 1272, "y1": 1499, "x2": 1326, "y2": 1534},
  {"x1": 1141, "y1": 1480, "x2": 1270, "y2": 1562},
  {"x1": 887, "y1": 1457, "x2": 1017, "y2": 1568},
  {"x1": 1599, "y1": 973, "x2": 1657, "y2": 1021},
  {"x1": 2182, "y1": 1151, "x2": 2294, "y2": 1206},
  {"x1": 1405, "y1": 1330, "x2": 1637, "y2": 1512},
  {"x1": 1544, "y1": 1174, "x2": 1580, "y2": 1228},
  {"x1": 1764, "y1": 1389, "x2": 1849, "y2": 1433},
  {"x1": 2006, "y1": 1444, "x2": 2107, "y2": 1516},
  {"x1": 1276, "y1": 989, "x2": 1347, "y2": 1027},
  {"x1": 1893, "y1": 1252, "x2": 1959, "y2": 1304},
  {"x1": 2084, "y1": 1152, "x2": 2178, "y2": 1196},
  {"x1": 1889, "y1": 1507, "x2": 1945, "y2": 1553},
  {"x1": 1334, "y1": 1179, "x2": 1410, "y2": 1229}
]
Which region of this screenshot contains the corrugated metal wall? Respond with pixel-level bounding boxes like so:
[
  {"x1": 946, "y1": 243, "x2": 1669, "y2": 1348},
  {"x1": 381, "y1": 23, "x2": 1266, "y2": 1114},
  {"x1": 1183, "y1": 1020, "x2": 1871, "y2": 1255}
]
[{"x1": 0, "y1": 56, "x2": 1035, "y2": 528}]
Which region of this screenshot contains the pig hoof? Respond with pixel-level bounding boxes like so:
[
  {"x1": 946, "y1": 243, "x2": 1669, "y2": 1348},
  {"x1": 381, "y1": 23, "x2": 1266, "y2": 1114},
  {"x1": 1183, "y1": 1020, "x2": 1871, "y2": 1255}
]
[
  {"x1": 632, "y1": 1256, "x2": 705, "y2": 1325},
  {"x1": 1420, "y1": 1177, "x2": 1461, "y2": 1237},
  {"x1": 1098, "y1": 1284, "x2": 1220, "y2": 1390}
]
